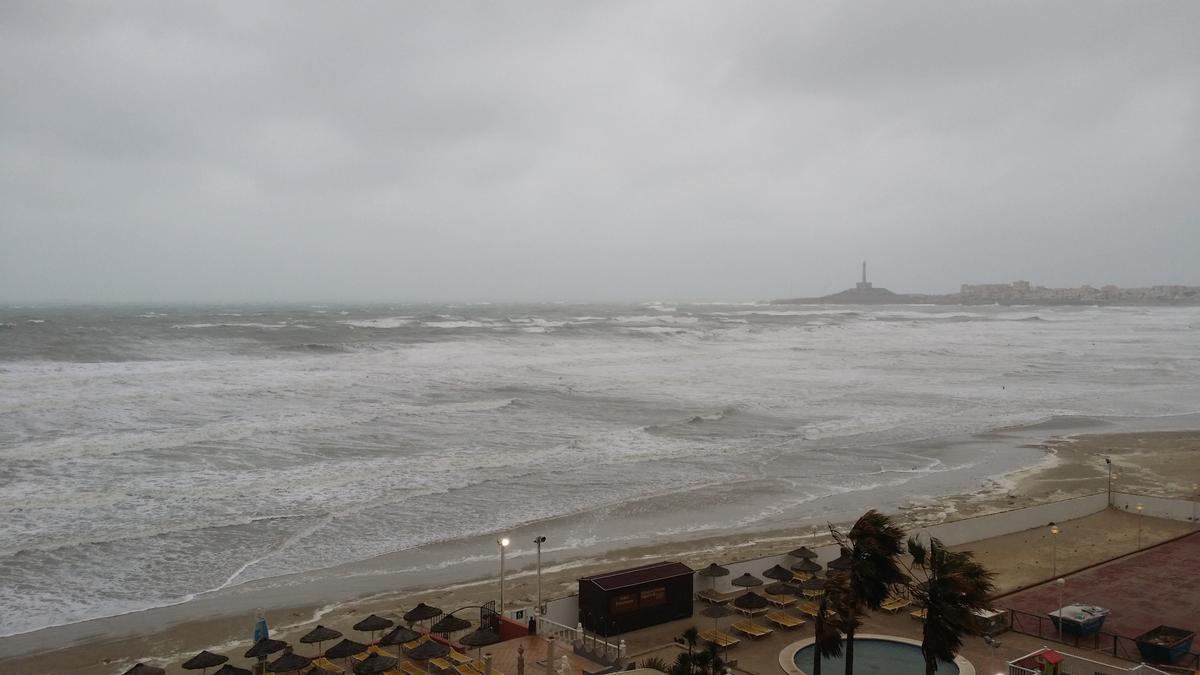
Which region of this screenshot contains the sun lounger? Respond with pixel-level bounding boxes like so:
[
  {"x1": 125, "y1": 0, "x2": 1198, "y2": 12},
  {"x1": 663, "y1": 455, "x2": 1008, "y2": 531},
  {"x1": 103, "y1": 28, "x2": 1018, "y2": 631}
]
[
  {"x1": 881, "y1": 596, "x2": 911, "y2": 613},
  {"x1": 448, "y1": 651, "x2": 472, "y2": 666},
  {"x1": 430, "y1": 657, "x2": 455, "y2": 673},
  {"x1": 796, "y1": 600, "x2": 836, "y2": 619},
  {"x1": 910, "y1": 608, "x2": 927, "y2": 621},
  {"x1": 399, "y1": 661, "x2": 428, "y2": 675},
  {"x1": 764, "y1": 592, "x2": 796, "y2": 608},
  {"x1": 801, "y1": 588, "x2": 824, "y2": 599},
  {"x1": 311, "y1": 657, "x2": 348, "y2": 673},
  {"x1": 696, "y1": 588, "x2": 732, "y2": 604},
  {"x1": 791, "y1": 572, "x2": 812, "y2": 582},
  {"x1": 766, "y1": 611, "x2": 806, "y2": 629},
  {"x1": 731, "y1": 620, "x2": 773, "y2": 639},
  {"x1": 699, "y1": 629, "x2": 741, "y2": 649}
]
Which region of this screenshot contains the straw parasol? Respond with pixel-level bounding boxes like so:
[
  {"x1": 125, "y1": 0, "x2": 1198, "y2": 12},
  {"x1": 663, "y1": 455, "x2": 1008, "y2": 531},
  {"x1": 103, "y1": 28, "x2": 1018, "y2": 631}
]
[
  {"x1": 730, "y1": 572, "x2": 763, "y2": 589},
  {"x1": 764, "y1": 581, "x2": 798, "y2": 596},
  {"x1": 800, "y1": 576, "x2": 826, "y2": 599},
  {"x1": 182, "y1": 650, "x2": 228, "y2": 674},
  {"x1": 212, "y1": 666, "x2": 252, "y2": 675},
  {"x1": 353, "y1": 614, "x2": 395, "y2": 642},
  {"x1": 325, "y1": 638, "x2": 370, "y2": 660},
  {"x1": 458, "y1": 627, "x2": 501, "y2": 661},
  {"x1": 733, "y1": 591, "x2": 770, "y2": 633},
  {"x1": 828, "y1": 551, "x2": 853, "y2": 571},
  {"x1": 380, "y1": 624, "x2": 422, "y2": 648},
  {"x1": 245, "y1": 638, "x2": 288, "y2": 660},
  {"x1": 791, "y1": 558, "x2": 822, "y2": 574},
  {"x1": 267, "y1": 648, "x2": 313, "y2": 674},
  {"x1": 122, "y1": 664, "x2": 165, "y2": 675},
  {"x1": 300, "y1": 625, "x2": 343, "y2": 655},
  {"x1": 403, "y1": 603, "x2": 443, "y2": 625},
  {"x1": 354, "y1": 653, "x2": 400, "y2": 674},
  {"x1": 697, "y1": 562, "x2": 730, "y2": 593},
  {"x1": 788, "y1": 546, "x2": 817, "y2": 559},
  {"x1": 762, "y1": 564, "x2": 793, "y2": 581},
  {"x1": 699, "y1": 603, "x2": 734, "y2": 632},
  {"x1": 431, "y1": 614, "x2": 471, "y2": 635},
  {"x1": 406, "y1": 639, "x2": 450, "y2": 661}
]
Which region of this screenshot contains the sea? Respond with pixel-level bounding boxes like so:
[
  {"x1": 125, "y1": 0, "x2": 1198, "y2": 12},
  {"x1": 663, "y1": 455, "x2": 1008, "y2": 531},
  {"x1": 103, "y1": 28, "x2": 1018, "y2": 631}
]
[{"x1": 2, "y1": 302, "x2": 1199, "y2": 640}]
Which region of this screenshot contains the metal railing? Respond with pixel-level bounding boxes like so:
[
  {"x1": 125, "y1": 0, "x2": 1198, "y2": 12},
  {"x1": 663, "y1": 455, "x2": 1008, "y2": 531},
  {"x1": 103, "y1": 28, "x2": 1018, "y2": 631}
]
[
  {"x1": 1007, "y1": 646, "x2": 1174, "y2": 675},
  {"x1": 536, "y1": 616, "x2": 621, "y2": 660},
  {"x1": 1006, "y1": 609, "x2": 1200, "y2": 670}
]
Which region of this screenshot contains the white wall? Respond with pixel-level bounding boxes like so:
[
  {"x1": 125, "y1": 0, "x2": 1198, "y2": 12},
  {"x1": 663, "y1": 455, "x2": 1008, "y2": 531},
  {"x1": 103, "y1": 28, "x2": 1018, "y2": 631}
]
[{"x1": 1111, "y1": 491, "x2": 1200, "y2": 524}]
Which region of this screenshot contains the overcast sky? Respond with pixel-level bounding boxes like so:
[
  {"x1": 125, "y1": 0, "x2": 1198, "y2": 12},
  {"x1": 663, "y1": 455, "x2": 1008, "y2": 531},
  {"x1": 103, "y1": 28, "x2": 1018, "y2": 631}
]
[{"x1": 2, "y1": 2, "x2": 1198, "y2": 303}]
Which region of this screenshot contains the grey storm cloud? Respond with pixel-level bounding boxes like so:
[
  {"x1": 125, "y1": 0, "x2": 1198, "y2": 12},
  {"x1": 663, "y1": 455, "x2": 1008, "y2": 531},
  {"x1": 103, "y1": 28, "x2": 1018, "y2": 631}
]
[{"x1": 2, "y1": 1, "x2": 1197, "y2": 303}]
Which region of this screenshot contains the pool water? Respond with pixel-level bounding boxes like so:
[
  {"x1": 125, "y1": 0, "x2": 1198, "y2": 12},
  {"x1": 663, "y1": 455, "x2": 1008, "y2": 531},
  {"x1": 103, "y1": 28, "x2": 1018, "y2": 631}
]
[{"x1": 794, "y1": 638, "x2": 960, "y2": 675}]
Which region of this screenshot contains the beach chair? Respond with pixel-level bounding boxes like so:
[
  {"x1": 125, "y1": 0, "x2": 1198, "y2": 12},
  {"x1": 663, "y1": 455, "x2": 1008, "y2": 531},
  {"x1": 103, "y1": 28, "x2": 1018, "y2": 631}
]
[
  {"x1": 796, "y1": 600, "x2": 835, "y2": 619},
  {"x1": 699, "y1": 629, "x2": 741, "y2": 649},
  {"x1": 695, "y1": 588, "x2": 730, "y2": 604},
  {"x1": 311, "y1": 657, "x2": 348, "y2": 673},
  {"x1": 731, "y1": 620, "x2": 774, "y2": 639},
  {"x1": 448, "y1": 650, "x2": 472, "y2": 666},
  {"x1": 801, "y1": 587, "x2": 823, "y2": 599},
  {"x1": 910, "y1": 608, "x2": 927, "y2": 621},
  {"x1": 766, "y1": 611, "x2": 806, "y2": 630},
  {"x1": 764, "y1": 592, "x2": 796, "y2": 608},
  {"x1": 881, "y1": 595, "x2": 911, "y2": 613},
  {"x1": 791, "y1": 572, "x2": 812, "y2": 582},
  {"x1": 400, "y1": 661, "x2": 429, "y2": 675},
  {"x1": 430, "y1": 657, "x2": 455, "y2": 673},
  {"x1": 454, "y1": 665, "x2": 478, "y2": 675}
]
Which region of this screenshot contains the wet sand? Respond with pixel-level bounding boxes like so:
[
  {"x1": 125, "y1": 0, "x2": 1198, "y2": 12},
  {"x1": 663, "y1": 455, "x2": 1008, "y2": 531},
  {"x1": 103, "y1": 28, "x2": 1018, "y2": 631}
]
[{"x1": 3, "y1": 427, "x2": 1198, "y2": 674}]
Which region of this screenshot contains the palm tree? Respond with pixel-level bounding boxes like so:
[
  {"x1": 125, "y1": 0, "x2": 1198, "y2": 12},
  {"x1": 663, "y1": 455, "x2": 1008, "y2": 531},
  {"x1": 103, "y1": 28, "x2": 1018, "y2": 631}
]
[
  {"x1": 680, "y1": 626, "x2": 699, "y2": 675},
  {"x1": 810, "y1": 574, "x2": 847, "y2": 675},
  {"x1": 830, "y1": 510, "x2": 908, "y2": 675},
  {"x1": 906, "y1": 535, "x2": 996, "y2": 675}
]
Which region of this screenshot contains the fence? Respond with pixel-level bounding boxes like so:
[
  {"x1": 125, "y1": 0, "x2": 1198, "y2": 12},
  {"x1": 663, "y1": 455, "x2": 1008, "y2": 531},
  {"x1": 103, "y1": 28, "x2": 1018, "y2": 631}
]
[
  {"x1": 1008, "y1": 610, "x2": 1200, "y2": 671},
  {"x1": 1007, "y1": 647, "x2": 1174, "y2": 675}
]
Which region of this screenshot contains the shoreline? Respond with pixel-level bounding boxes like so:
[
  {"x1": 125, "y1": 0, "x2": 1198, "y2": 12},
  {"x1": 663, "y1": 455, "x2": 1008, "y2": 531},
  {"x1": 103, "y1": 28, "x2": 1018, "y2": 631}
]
[{"x1": 3, "y1": 421, "x2": 1200, "y2": 673}]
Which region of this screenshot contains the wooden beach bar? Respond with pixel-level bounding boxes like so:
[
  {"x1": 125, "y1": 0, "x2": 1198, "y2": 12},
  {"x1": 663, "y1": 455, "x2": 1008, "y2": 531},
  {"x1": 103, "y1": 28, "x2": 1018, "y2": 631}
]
[{"x1": 578, "y1": 561, "x2": 694, "y2": 635}]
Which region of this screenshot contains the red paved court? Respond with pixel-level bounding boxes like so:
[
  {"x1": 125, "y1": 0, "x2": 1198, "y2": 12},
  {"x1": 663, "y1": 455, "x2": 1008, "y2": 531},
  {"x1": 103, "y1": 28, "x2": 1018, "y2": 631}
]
[{"x1": 998, "y1": 531, "x2": 1200, "y2": 639}]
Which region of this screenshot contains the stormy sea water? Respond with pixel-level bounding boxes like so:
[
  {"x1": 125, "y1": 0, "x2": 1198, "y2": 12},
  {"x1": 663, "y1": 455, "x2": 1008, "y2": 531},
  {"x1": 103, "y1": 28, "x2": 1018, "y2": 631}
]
[{"x1": 2, "y1": 302, "x2": 1199, "y2": 638}]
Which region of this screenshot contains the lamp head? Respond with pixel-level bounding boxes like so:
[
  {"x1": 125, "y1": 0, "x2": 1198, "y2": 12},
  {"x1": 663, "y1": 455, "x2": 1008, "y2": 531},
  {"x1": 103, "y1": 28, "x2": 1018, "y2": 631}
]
[
  {"x1": 1050, "y1": 525, "x2": 1059, "y2": 535},
  {"x1": 534, "y1": 536, "x2": 547, "y2": 544},
  {"x1": 500, "y1": 537, "x2": 510, "y2": 547},
  {"x1": 1137, "y1": 504, "x2": 1143, "y2": 512},
  {"x1": 1055, "y1": 578, "x2": 1065, "y2": 587}
]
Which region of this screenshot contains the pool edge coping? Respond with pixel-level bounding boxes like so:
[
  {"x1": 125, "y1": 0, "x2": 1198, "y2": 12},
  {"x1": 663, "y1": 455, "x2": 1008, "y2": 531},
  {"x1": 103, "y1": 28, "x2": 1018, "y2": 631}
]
[{"x1": 778, "y1": 633, "x2": 975, "y2": 675}]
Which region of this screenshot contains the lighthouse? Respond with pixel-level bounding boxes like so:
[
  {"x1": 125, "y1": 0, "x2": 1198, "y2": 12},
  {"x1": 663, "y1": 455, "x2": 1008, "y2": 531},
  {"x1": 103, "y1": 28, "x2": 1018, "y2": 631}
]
[{"x1": 856, "y1": 261, "x2": 873, "y2": 291}]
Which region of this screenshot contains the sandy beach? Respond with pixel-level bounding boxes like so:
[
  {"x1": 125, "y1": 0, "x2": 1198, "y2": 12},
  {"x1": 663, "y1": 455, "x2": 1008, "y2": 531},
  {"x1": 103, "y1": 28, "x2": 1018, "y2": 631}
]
[{"x1": 2, "y1": 426, "x2": 1198, "y2": 674}]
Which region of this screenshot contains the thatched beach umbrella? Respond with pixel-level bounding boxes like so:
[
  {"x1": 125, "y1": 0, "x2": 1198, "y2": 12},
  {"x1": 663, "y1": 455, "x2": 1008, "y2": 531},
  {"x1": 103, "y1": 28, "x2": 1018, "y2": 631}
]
[
  {"x1": 266, "y1": 648, "x2": 313, "y2": 674},
  {"x1": 245, "y1": 638, "x2": 288, "y2": 660},
  {"x1": 122, "y1": 664, "x2": 165, "y2": 675},
  {"x1": 325, "y1": 638, "x2": 369, "y2": 660},
  {"x1": 763, "y1": 564, "x2": 793, "y2": 582},
  {"x1": 791, "y1": 558, "x2": 822, "y2": 574},
  {"x1": 697, "y1": 562, "x2": 730, "y2": 593},
  {"x1": 733, "y1": 591, "x2": 770, "y2": 632},
  {"x1": 828, "y1": 551, "x2": 853, "y2": 571},
  {"x1": 212, "y1": 666, "x2": 252, "y2": 675},
  {"x1": 730, "y1": 572, "x2": 763, "y2": 589},
  {"x1": 788, "y1": 546, "x2": 817, "y2": 559},
  {"x1": 699, "y1": 603, "x2": 734, "y2": 632},
  {"x1": 300, "y1": 625, "x2": 343, "y2": 656},
  {"x1": 801, "y1": 576, "x2": 826, "y2": 598},
  {"x1": 459, "y1": 627, "x2": 501, "y2": 661},
  {"x1": 431, "y1": 614, "x2": 472, "y2": 636},
  {"x1": 765, "y1": 581, "x2": 799, "y2": 596},
  {"x1": 354, "y1": 653, "x2": 400, "y2": 674},
  {"x1": 353, "y1": 614, "x2": 395, "y2": 643},
  {"x1": 407, "y1": 639, "x2": 450, "y2": 662},
  {"x1": 182, "y1": 650, "x2": 228, "y2": 674},
  {"x1": 380, "y1": 624, "x2": 423, "y2": 655},
  {"x1": 403, "y1": 603, "x2": 444, "y2": 630}
]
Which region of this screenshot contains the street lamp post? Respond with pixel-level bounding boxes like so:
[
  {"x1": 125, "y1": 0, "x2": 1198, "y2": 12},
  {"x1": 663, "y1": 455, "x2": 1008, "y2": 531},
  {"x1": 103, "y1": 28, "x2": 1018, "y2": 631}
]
[
  {"x1": 1136, "y1": 504, "x2": 1144, "y2": 549},
  {"x1": 1192, "y1": 484, "x2": 1198, "y2": 526},
  {"x1": 498, "y1": 537, "x2": 510, "y2": 615},
  {"x1": 534, "y1": 536, "x2": 547, "y2": 615},
  {"x1": 1105, "y1": 457, "x2": 1112, "y2": 506},
  {"x1": 1049, "y1": 523, "x2": 1060, "y2": 578},
  {"x1": 1055, "y1": 578, "x2": 1065, "y2": 642}
]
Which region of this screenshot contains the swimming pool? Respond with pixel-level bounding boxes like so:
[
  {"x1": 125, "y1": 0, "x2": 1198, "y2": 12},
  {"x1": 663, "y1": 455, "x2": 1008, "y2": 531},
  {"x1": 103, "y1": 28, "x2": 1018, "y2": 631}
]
[{"x1": 780, "y1": 635, "x2": 974, "y2": 675}]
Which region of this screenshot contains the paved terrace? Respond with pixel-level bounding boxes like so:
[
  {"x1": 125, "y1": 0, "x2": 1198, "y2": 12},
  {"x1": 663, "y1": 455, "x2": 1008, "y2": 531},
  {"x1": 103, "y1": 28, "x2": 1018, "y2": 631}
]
[{"x1": 997, "y1": 530, "x2": 1200, "y2": 640}]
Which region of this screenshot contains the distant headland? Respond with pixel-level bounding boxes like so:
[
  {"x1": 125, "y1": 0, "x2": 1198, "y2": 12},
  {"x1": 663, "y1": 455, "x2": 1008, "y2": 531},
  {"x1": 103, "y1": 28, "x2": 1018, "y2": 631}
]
[{"x1": 774, "y1": 262, "x2": 1200, "y2": 306}]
